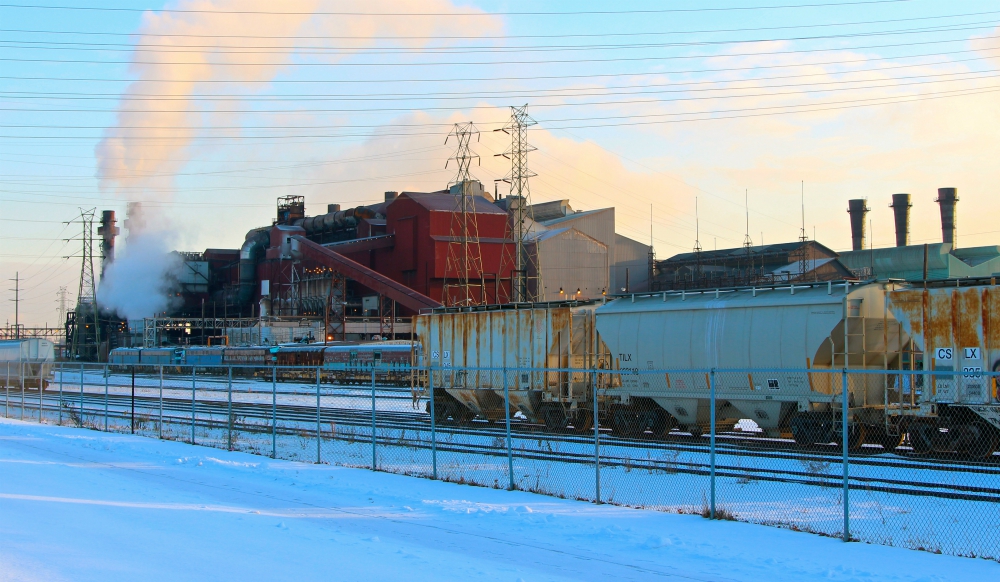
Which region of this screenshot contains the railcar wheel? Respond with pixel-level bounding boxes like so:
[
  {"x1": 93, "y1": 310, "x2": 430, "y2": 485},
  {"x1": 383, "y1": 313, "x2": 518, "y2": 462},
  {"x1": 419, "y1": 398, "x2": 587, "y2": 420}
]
[
  {"x1": 570, "y1": 410, "x2": 593, "y2": 433},
  {"x1": 957, "y1": 422, "x2": 997, "y2": 460},
  {"x1": 452, "y1": 405, "x2": 475, "y2": 425},
  {"x1": 541, "y1": 406, "x2": 569, "y2": 431},
  {"x1": 610, "y1": 406, "x2": 644, "y2": 438},
  {"x1": 649, "y1": 407, "x2": 675, "y2": 438},
  {"x1": 908, "y1": 421, "x2": 935, "y2": 455},
  {"x1": 833, "y1": 424, "x2": 866, "y2": 451},
  {"x1": 871, "y1": 428, "x2": 903, "y2": 453}
]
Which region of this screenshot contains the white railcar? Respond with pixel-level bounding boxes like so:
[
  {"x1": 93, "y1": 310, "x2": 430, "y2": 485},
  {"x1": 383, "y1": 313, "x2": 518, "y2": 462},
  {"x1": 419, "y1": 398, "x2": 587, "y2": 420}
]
[
  {"x1": 0, "y1": 339, "x2": 56, "y2": 389},
  {"x1": 594, "y1": 282, "x2": 907, "y2": 443}
]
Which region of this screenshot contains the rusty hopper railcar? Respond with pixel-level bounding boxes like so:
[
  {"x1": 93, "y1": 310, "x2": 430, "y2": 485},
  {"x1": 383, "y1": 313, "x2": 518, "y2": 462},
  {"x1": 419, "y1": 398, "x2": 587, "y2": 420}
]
[
  {"x1": 414, "y1": 301, "x2": 609, "y2": 427},
  {"x1": 887, "y1": 281, "x2": 1000, "y2": 456},
  {"x1": 0, "y1": 339, "x2": 55, "y2": 389},
  {"x1": 594, "y1": 282, "x2": 909, "y2": 445}
]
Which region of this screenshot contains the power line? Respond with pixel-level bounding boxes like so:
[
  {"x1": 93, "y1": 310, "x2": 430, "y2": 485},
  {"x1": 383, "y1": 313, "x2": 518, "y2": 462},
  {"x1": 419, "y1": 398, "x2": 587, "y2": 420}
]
[
  {"x1": 1, "y1": 82, "x2": 997, "y2": 147},
  {"x1": 1, "y1": 9, "x2": 994, "y2": 40},
  {"x1": 0, "y1": 47, "x2": 984, "y2": 84},
  {"x1": 0, "y1": 33, "x2": 989, "y2": 67},
  {"x1": 0, "y1": 1, "x2": 915, "y2": 16},
  {"x1": 4, "y1": 70, "x2": 998, "y2": 122},
  {"x1": 6, "y1": 67, "x2": 997, "y2": 104},
  {"x1": 2, "y1": 20, "x2": 994, "y2": 53}
]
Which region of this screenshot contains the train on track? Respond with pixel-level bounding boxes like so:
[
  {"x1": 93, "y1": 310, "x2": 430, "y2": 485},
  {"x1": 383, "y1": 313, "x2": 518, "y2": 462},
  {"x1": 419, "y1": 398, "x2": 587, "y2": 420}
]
[
  {"x1": 0, "y1": 338, "x2": 55, "y2": 389},
  {"x1": 108, "y1": 342, "x2": 415, "y2": 386},
  {"x1": 416, "y1": 279, "x2": 1000, "y2": 459},
  {"x1": 100, "y1": 278, "x2": 1000, "y2": 459}
]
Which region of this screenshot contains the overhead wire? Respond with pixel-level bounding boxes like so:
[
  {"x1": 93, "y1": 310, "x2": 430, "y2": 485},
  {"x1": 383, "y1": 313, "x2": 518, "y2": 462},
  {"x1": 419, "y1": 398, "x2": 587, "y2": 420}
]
[
  {"x1": 2, "y1": 33, "x2": 995, "y2": 67},
  {"x1": 0, "y1": 1, "x2": 916, "y2": 16},
  {"x1": 2, "y1": 20, "x2": 996, "y2": 54},
  {"x1": 2, "y1": 8, "x2": 996, "y2": 40}
]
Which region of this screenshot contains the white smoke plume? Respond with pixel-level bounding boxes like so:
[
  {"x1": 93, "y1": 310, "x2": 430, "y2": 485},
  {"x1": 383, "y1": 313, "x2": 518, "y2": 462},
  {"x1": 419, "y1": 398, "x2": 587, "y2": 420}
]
[
  {"x1": 97, "y1": 204, "x2": 183, "y2": 320},
  {"x1": 94, "y1": 0, "x2": 500, "y2": 320}
]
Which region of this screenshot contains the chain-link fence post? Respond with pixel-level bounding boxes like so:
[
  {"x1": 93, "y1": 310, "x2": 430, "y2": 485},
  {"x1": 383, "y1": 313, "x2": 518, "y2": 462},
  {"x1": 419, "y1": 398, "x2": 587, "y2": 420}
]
[
  {"x1": 315, "y1": 367, "x2": 321, "y2": 464},
  {"x1": 593, "y1": 368, "x2": 601, "y2": 504},
  {"x1": 5, "y1": 362, "x2": 9, "y2": 418},
  {"x1": 38, "y1": 361, "x2": 44, "y2": 423},
  {"x1": 19, "y1": 360, "x2": 24, "y2": 421},
  {"x1": 271, "y1": 367, "x2": 277, "y2": 459},
  {"x1": 57, "y1": 361, "x2": 63, "y2": 424},
  {"x1": 503, "y1": 367, "x2": 514, "y2": 490},
  {"x1": 130, "y1": 366, "x2": 136, "y2": 434},
  {"x1": 227, "y1": 367, "x2": 233, "y2": 451},
  {"x1": 158, "y1": 365, "x2": 163, "y2": 439},
  {"x1": 104, "y1": 365, "x2": 109, "y2": 432},
  {"x1": 78, "y1": 363, "x2": 84, "y2": 423},
  {"x1": 710, "y1": 367, "x2": 716, "y2": 520},
  {"x1": 371, "y1": 367, "x2": 376, "y2": 471},
  {"x1": 190, "y1": 366, "x2": 197, "y2": 444},
  {"x1": 842, "y1": 368, "x2": 850, "y2": 542},
  {"x1": 429, "y1": 367, "x2": 437, "y2": 480}
]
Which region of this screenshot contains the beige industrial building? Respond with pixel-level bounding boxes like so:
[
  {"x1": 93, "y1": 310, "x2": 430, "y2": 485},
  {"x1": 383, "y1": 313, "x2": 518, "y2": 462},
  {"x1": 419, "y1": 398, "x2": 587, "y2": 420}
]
[{"x1": 527, "y1": 200, "x2": 652, "y2": 296}]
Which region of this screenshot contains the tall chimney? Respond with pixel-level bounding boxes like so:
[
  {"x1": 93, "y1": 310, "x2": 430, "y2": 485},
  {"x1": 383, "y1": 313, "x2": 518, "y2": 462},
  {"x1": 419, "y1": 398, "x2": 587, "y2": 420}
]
[
  {"x1": 96, "y1": 210, "x2": 118, "y2": 279},
  {"x1": 384, "y1": 191, "x2": 398, "y2": 203},
  {"x1": 847, "y1": 199, "x2": 870, "y2": 251},
  {"x1": 935, "y1": 187, "x2": 958, "y2": 247},
  {"x1": 327, "y1": 203, "x2": 341, "y2": 213},
  {"x1": 889, "y1": 193, "x2": 911, "y2": 247}
]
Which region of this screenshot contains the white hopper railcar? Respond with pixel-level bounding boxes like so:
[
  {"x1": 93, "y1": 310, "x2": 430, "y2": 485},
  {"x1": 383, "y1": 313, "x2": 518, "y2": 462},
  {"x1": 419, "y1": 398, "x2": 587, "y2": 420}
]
[
  {"x1": 0, "y1": 338, "x2": 56, "y2": 389},
  {"x1": 594, "y1": 281, "x2": 908, "y2": 445}
]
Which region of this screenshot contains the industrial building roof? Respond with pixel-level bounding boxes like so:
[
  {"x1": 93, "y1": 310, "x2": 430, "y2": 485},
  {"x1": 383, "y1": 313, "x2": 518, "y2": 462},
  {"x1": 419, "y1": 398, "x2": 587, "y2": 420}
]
[
  {"x1": 399, "y1": 191, "x2": 508, "y2": 214},
  {"x1": 838, "y1": 243, "x2": 1000, "y2": 281},
  {"x1": 536, "y1": 207, "x2": 613, "y2": 227}
]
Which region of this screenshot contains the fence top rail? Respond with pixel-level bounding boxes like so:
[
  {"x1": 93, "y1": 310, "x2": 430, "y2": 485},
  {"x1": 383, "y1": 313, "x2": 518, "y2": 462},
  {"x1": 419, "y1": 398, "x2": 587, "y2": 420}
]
[{"x1": 56, "y1": 362, "x2": 1000, "y2": 378}]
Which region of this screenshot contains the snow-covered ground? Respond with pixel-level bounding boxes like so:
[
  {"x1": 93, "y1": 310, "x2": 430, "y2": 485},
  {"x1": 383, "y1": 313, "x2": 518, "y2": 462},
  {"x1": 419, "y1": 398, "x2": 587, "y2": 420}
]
[{"x1": 0, "y1": 418, "x2": 995, "y2": 581}]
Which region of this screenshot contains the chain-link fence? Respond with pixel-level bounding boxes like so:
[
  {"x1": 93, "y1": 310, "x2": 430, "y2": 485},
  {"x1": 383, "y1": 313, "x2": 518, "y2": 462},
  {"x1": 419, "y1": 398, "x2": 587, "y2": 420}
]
[{"x1": 3, "y1": 362, "x2": 1000, "y2": 559}]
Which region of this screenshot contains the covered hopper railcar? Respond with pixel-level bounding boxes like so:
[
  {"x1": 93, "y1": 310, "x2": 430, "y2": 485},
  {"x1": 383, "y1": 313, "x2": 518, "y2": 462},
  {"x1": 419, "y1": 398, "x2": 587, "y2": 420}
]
[
  {"x1": 594, "y1": 281, "x2": 908, "y2": 446},
  {"x1": 0, "y1": 339, "x2": 55, "y2": 389}
]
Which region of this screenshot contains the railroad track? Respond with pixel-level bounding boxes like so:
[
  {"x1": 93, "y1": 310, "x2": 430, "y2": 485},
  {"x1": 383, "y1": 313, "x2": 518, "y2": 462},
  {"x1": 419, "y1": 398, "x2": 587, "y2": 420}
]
[
  {"x1": 8, "y1": 385, "x2": 1000, "y2": 472},
  {"x1": 4, "y1": 387, "x2": 1000, "y2": 504}
]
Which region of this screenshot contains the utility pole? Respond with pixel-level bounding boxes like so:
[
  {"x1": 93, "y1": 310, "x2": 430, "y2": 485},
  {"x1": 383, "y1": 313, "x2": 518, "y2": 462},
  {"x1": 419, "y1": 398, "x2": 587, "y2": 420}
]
[{"x1": 8, "y1": 272, "x2": 18, "y2": 339}]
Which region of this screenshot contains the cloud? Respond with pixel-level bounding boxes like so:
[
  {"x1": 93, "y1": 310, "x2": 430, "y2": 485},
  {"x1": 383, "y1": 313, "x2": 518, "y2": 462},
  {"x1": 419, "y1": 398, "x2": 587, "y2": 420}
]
[{"x1": 95, "y1": 0, "x2": 503, "y2": 195}]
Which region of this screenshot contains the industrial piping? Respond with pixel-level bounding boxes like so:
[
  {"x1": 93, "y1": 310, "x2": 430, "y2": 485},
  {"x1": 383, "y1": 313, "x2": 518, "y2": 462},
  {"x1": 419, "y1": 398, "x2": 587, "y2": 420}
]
[
  {"x1": 238, "y1": 227, "x2": 270, "y2": 306},
  {"x1": 889, "y1": 193, "x2": 911, "y2": 247},
  {"x1": 847, "y1": 199, "x2": 870, "y2": 251},
  {"x1": 935, "y1": 187, "x2": 959, "y2": 247},
  {"x1": 293, "y1": 206, "x2": 377, "y2": 236}
]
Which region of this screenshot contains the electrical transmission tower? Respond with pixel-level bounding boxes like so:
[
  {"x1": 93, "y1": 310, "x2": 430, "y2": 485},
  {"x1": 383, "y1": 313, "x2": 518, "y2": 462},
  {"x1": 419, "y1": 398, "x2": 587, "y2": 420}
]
[
  {"x1": 67, "y1": 208, "x2": 100, "y2": 360},
  {"x1": 442, "y1": 122, "x2": 487, "y2": 307},
  {"x1": 56, "y1": 286, "x2": 67, "y2": 327},
  {"x1": 495, "y1": 105, "x2": 541, "y2": 302}
]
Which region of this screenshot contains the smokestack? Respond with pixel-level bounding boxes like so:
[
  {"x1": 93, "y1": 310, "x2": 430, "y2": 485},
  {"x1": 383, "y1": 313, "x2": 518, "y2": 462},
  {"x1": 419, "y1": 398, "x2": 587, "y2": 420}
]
[
  {"x1": 889, "y1": 193, "x2": 911, "y2": 247},
  {"x1": 384, "y1": 191, "x2": 398, "y2": 203},
  {"x1": 847, "y1": 199, "x2": 870, "y2": 251},
  {"x1": 935, "y1": 187, "x2": 958, "y2": 247},
  {"x1": 327, "y1": 204, "x2": 341, "y2": 213},
  {"x1": 97, "y1": 210, "x2": 119, "y2": 279}
]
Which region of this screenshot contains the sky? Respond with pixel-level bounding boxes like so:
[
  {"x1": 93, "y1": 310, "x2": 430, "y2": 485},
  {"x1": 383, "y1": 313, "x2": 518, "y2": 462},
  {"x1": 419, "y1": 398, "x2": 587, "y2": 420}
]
[{"x1": 3, "y1": 0, "x2": 1000, "y2": 326}]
